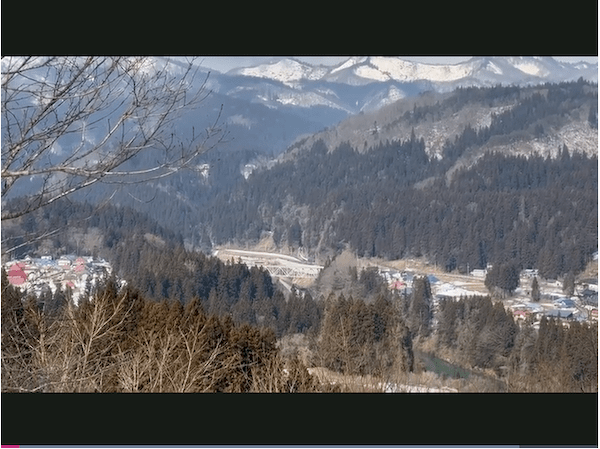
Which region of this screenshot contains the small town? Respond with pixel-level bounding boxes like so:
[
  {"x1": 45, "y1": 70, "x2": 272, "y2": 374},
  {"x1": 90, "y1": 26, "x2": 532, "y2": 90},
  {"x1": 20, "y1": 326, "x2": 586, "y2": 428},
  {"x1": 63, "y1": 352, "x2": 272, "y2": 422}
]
[
  {"x1": 378, "y1": 263, "x2": 598, "y2": 327},
  {"x1": 4, "y1": 255, "x2": 113, "y2": 305},
  {"x1": 6, "y1": 248, "x2": 598, "y2": 329}
]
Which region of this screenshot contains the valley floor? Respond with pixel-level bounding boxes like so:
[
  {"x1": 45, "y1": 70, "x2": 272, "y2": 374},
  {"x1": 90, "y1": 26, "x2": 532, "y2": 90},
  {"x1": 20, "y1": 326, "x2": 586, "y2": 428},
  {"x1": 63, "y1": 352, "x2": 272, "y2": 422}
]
[{"x1": 216, "y1": 245, "x2": 597, "y2": 327}]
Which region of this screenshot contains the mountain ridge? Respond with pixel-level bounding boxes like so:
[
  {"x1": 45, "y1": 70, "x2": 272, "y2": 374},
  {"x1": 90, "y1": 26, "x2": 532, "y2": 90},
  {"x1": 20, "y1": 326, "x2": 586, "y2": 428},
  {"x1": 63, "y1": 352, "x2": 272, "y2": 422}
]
[
  {"x1": 276, "y1": 81, "x2": 598, "y2": 163},
  {"x1": 217, "y1": 56, "x2": 598, "y2": 116},
  {"x1": 192, "y1": 80, "x2": 597, "y2": 280},
  {"x1": 226, "y1": 56, "x2": 598, "y2": 87}
]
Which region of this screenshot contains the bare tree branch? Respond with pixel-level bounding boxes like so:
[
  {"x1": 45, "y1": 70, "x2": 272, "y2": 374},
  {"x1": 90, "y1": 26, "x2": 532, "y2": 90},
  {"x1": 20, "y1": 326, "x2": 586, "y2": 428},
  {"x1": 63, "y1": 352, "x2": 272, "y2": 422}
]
[{"x1": 1, "y1": 56, "x2": 225, "y2": 222}]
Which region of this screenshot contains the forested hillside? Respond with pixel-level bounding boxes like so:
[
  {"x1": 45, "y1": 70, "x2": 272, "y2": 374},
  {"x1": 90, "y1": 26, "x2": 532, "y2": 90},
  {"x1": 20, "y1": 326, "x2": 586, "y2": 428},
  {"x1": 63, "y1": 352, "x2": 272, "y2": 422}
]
[
  {"x1": 194, "y1": 80, "x2": 597, "y2": 279},
  {"x1": 3, "y1": 196, "x2": 598, "y2": 393},
  {"x1": 1, "y1": 199, "x2": 322, "y2": 339}
]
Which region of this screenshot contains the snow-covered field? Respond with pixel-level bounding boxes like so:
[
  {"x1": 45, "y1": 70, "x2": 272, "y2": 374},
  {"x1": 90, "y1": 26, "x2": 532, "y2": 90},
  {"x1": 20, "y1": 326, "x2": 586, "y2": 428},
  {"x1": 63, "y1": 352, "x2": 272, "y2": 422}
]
[
  {"x1": 381, "y1": 383, "x2": 458, "y2": 393},
  {"x1": 306, "y1": 367, "x2": 459, "y2": 393}
]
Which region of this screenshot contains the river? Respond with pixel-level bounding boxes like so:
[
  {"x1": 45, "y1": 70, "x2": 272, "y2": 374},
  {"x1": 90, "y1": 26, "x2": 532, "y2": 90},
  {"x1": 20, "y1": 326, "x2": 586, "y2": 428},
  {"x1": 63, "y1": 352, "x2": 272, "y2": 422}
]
[{"x1": 415, "y1": 350, "x2": 507, "y2": 391}]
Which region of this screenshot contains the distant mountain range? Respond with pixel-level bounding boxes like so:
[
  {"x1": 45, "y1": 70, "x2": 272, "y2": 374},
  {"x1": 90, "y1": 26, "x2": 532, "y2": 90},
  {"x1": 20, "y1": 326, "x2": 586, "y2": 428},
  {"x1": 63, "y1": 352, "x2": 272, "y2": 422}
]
[
  {"x1": 3, "y1": 57, "x2": 597, "y2": 274},
  {"x1": 228, "y1": 56, "x2": 598, "y2": 86},
  {"x1": 219, "y1": 56, "x2": 598, "y2": 113},
  {"x1": 4, "y1": 56, "x2": 595, "y2": 163}
]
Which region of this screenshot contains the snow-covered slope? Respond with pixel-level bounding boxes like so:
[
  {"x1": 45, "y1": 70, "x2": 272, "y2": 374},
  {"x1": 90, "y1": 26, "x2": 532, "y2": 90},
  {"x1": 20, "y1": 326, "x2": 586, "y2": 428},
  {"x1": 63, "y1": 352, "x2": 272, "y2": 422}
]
[
  {"x1": 229, "y1": 58, "x2": 329, "y2": 86},
  {"x1": 217, "y1": 57, "x2": 597, "y2": 113},
  {"x1": 281, "y1": 79, "x2": 598, "y2": 166},
  {"x1": 327, "y1": 56, "x2": 475, "y2": 84},
  {"x1": 228, "y1": 56, "x2": 598, "y2": 87}
]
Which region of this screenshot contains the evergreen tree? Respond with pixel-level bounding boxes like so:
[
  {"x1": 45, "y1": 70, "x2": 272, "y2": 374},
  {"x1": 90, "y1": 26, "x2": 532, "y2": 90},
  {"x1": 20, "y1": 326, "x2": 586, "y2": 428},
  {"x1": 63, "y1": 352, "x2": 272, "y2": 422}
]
[
  {"x1": 485, "y1": 263, "x2": 519, "y2": 297},
  {"x1": 562, "y1": 272, "x2": 576, "y2": 296},
  {"x1": 397, "y1": 323, "x2": 414, "y2": 372},
  {"x1": 409, "y1": 276, "x2": 432, "y2": 337},
  {"x1": 588, "y1": 104, "x2": 598, "y2": 128},
  {"x1": 531, "y1": 276, "x2": 541, "y2": 302}
]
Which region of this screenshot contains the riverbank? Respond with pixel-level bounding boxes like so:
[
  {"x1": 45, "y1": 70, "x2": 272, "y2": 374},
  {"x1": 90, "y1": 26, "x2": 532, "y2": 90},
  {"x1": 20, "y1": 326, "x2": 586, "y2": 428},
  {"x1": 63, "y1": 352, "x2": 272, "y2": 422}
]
[{"x1": 415, "y1": 350, "x2": 507, "y2": 392}]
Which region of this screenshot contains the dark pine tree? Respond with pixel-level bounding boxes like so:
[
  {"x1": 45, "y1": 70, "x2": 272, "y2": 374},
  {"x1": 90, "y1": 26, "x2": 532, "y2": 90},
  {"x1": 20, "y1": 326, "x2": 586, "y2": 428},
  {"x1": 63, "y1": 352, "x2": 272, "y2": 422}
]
[{"x1": 531, "y1": 276, "x2": 541, "y2": 302}]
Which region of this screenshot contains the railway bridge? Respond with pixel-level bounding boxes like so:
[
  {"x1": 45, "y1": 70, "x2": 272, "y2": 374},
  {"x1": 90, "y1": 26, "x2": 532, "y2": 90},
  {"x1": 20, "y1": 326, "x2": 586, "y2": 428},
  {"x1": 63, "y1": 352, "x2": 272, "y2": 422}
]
[
  {"x1": 214, "y1": 248, "x2": 323, "y2": 280},
  {"x1": 257, "y1": 263, "x2": 322, "y2": 279}
]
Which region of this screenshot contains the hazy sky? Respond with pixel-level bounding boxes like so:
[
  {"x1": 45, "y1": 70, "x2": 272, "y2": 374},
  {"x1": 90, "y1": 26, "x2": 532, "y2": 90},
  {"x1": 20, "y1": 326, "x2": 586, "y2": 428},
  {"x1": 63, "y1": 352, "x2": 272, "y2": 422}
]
[{"x1": 196, "y1": 56, "x2": 598, "y2": 73}]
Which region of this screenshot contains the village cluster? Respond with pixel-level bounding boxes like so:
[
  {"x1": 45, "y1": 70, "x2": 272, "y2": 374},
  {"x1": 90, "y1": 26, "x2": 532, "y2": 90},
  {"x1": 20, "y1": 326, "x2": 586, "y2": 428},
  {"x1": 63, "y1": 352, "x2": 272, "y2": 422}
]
[
  {"x1": 4, "y1": 251, "x2": 597, "y2": 328},
  {"x1": 377, "y1": 266, "x2": 598, "y2": 328},
  {"x1": 4, "y1": 255, "x2": 113, "y2": 305},
  {"x1": 502, "y1": 274, "x2": 598, "y2": 327}
]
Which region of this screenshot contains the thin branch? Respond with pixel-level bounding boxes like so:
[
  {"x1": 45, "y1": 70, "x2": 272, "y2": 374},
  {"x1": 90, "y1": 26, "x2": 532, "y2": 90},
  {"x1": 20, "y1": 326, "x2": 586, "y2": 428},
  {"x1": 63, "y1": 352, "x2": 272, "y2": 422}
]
[{"x1": 2, "y1": 57, "x2": 221, "y2": 223}]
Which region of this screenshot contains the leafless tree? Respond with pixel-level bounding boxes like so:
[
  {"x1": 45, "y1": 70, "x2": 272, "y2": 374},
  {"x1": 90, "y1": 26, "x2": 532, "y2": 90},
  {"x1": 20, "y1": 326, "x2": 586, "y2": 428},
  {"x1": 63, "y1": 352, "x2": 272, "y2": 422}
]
[
  {"x1": 119, "y1": 316, "x2": 234, "y2": 393},
  {"x1": 1, "y1": 56, "x2": 224, "y2": 222}
]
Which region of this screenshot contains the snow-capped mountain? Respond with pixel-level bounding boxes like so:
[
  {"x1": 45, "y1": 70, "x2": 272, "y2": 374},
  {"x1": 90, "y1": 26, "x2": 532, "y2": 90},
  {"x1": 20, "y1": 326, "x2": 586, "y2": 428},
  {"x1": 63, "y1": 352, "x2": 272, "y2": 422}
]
[
  {"x1": 325, "y1": 56, "x2": 476, "y2": 84},
  {"x1": 227, "y1": 56, "x2": 597, "y2": 87},
  {"x1": 217, "y1": 56, "x2": 597, "y2": 115},
  {"x1": 229, "y1": 58, "x2": 329, "y2": 86},
  {"x1": 5, "y1": 56, "x2": 595, "y2": 163}
]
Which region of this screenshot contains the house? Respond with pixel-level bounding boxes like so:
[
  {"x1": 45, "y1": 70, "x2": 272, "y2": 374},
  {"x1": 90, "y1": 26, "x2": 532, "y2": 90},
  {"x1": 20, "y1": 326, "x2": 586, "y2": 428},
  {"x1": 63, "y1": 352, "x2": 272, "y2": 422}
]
[
  {"x1": 8, "y1": 263, "x2": 27, "y2": 286},
  {"x1": 435, "y1": 284, "x2": 479, "y2": 301},
  {"x1": 58, "y1": 257, "x2": 72, "y2": 268},
  {"x1": 553, "y1": 298, "x2": 577, "y2": 309},
  {"x1": 401, "y1": 271, "x2": 415, "y2": 282},
  {"x1": 73, "y1": 258, "x2": 87, "y2": 273},
  {"x1": 579, "y1": 279, "x2": 598, "y2": 290},
  {"x1": 544, "y1": 309, "x2": 574, "y2": 320},
  {"x1": 470, "y1": 269, "x2": 487, "y2": 278},
  {"x1": 522, "y1": 269, "x2": 539, "y2": 277},
  {"x1": 427, "y1": 275, "x2": 440, "y2": 284},
  {"x1": 510, "y1": 302, "x2": 543, "y2": 321},
  {"x1": 390, "y1": 280, "x2": 406, "y2": 290},
  {"x1": 580, "y1": 289, "x2": 598, "y2": 307},
  {"x1": 513, "y1": 309, "x2": 532, "y2": 320}
]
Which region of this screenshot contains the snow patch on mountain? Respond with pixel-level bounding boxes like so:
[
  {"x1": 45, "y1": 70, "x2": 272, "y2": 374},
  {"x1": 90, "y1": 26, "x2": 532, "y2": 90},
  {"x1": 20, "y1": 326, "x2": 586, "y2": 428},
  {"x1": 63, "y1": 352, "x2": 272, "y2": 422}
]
[
  {"x1": 355, "y1": 63, "x2": 391, "y2": 81},
  {"x1": 412, "y1": 105, "x2": 515, "y2": 158},
  {"x1": 360, "y1": 85, "x2": 407, "y2": 112},
  {"x1": 526, "y1": 121, "x2": 598, "y2": 157},
  {"x1": 369, "y1": 57, "x2": 474, "y2": 82},
  {"x1": 507, "y1": 57, "x2": 550, "y2": 77},
  {"x1": 330, "y1": 57, "x2": 368, "y2": 74},
  {"x1": 474, "y1": 121, "x2": 598, "y2": 160},
  {"x1": 228, "y1": 114, "x2": 255, "y2": 129},
  {"x1": 444, "y1": 120, "x2": 599, "y2": 184},
  {"x1": 380, "y1": 85, "x2": 406, "y2": 105},
  {"x1": 274, "y1": 91, "x2": 351, "y2": 111},
  {"x1": 235, "y1": 58, "x2": 328, "y2": 86},
  {"x1": 573, "y1": 62, "x2": 594, "y2": 70},
  {"x1": 487, "y1": 60, "x2": 504, "y2": 75}
]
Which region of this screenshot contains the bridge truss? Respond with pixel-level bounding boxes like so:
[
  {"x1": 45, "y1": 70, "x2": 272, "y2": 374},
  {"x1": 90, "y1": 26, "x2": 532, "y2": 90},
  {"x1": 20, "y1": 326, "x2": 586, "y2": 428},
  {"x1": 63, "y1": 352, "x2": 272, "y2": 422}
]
[{"x1": 261, "y1": 264, "x2": 321, "y2": 279}]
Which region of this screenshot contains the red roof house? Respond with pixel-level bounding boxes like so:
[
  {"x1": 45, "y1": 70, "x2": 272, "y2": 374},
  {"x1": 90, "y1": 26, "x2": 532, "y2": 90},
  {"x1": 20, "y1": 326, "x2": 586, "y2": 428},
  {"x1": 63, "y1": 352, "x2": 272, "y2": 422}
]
[
  {"x1": 8, "y1": 263, "x2": 27, "y2": 286},
  {"x1": 391, "y1": 280, "x2": 405, "y2": 290}
]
